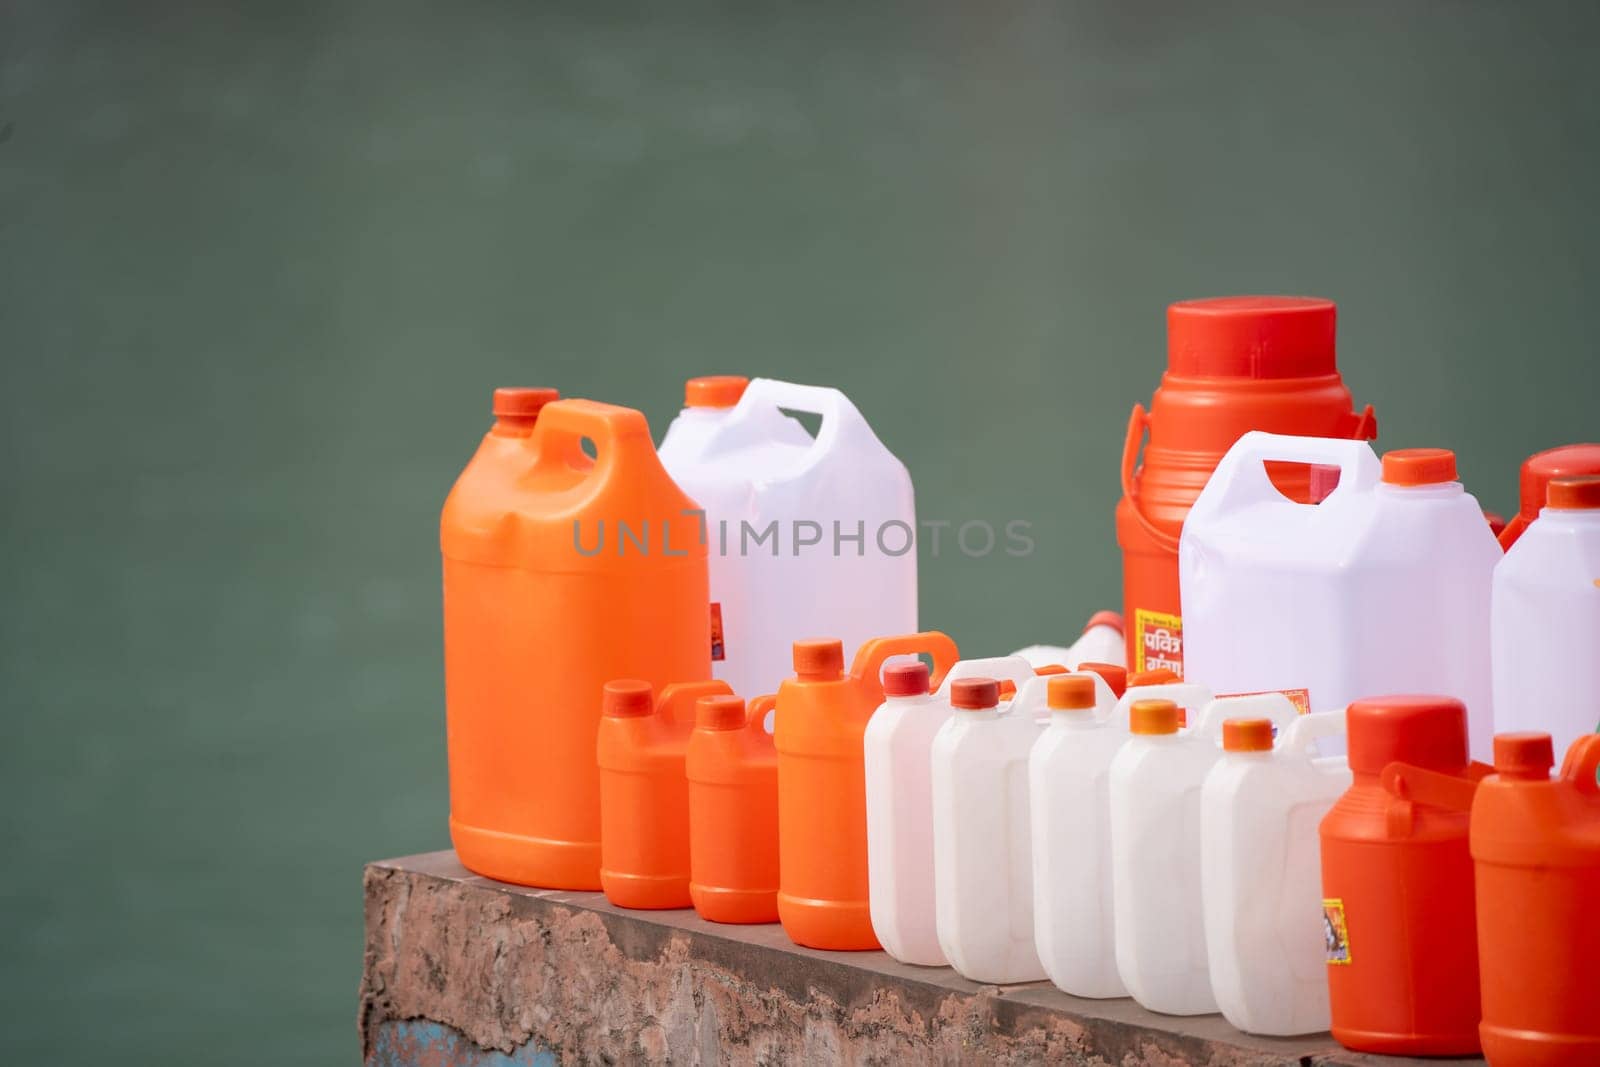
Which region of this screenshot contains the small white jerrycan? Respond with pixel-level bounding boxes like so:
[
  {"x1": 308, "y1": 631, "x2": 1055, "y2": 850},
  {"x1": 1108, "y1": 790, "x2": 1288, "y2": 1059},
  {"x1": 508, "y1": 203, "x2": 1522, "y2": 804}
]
[
  {"x1": 658, "y1": 376, "x2": 918, "y2": 700},
  {"x1": 1181, "y1": 433, "x2": 1502, "y2": 759},
  {"x1": 1492, "y1": 476, "x2": 1600, "y2": 757},
  {"x1": 1012, "y1": 610, "x2": 1126, "y2": 672},
  {"x1": 1109, "y1": 692, "x2": 1299, "y2": 1015},
  {"x1": 930, "y1": 674, "x2": 1058, "y2": 983},
  {"x1": 1200, "y1": 710, "x2": 1351, "y2": 1036},
  {"x1": 866, "y1": 656, "x2": 1036, "y2": 966}
]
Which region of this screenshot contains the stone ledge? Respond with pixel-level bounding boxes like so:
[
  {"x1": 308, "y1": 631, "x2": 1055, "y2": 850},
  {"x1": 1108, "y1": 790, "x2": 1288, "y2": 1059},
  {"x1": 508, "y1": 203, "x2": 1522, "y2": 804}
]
[{"x1": 360, "y1": 851, "x2": 1481, "y2": 1066}]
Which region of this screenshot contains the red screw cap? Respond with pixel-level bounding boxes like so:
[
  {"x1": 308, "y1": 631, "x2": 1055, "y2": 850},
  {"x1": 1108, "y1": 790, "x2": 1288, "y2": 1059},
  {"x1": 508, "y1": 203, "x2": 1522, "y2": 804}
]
[
  {"x1": 602, "y1": 679, "x2": 654, "y2": 718},
  {"x1": 1493, "y1": 732, "x2": 1554, "y2": 780},
  {"x1": 1382, "y1": 448, "x2": 1458, "y2": 487},
  {"x1": 1166, "y1": 296, "x2": 1337, "y2": 380},
  {"x1": 1346, "y1": 695, "x2": 1469, "y2": 776},
  {"x1": 951, "y1": 678, "x2": 1001, "y2": 711},
  {"x1": 882, "y1": 662, "x2": 931, "y2": 698}
]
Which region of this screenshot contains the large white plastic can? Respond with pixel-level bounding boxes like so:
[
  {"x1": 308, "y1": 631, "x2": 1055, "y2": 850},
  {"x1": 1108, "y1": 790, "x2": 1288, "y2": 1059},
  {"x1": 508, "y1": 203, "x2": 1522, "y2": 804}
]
[
  {"x1": 658, "y1": 376, "x2": 918, "y2": 699},
  {"x1": 1200, "y1": 710, "x2": 1351, "y2": 1035},
  {"x1": 864, "y1": 656, "x2": 1036, "y2": 967},
  {"x1": 929, "y1": 673, "x2": 1056, "y2": 983},
  {"x1": 1180, "y1": 432, "x2": 1502, "y2": 759},
  {"x1": 1491, "y1": 476, "x2": 1600, "y2": 757},
  {"x1": 1109, "y1": 692, "x2": 1299, "y2": 1016}
]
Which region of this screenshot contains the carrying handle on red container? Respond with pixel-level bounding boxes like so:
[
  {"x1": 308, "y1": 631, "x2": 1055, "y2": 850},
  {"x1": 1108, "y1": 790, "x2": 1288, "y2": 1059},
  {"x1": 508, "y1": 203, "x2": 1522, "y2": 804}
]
[
  {"x1": 528, "y1": 399, "x2": 657, "y2": 483},
  {"x1": 850, "y1": 631, "x2": 961, "y2": 695},
  {"x1": 1560, "y1": 733, "x2": 1600, "y2": 795},
  {"x1": 1121, "y1": 404, "x2": 1182, "y2": 554},
  {"x1": 747, "y1": 693, "x2": 778, "y2": 739},
  {"x1": 1381, "y1": 759, "x2": 1493, "y2": 835}
]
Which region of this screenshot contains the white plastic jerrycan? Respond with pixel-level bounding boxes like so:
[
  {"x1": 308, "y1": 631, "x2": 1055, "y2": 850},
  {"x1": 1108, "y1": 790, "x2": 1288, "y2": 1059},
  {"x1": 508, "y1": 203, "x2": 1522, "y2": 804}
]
[
  {"x1": 658, "y1": 376, "x2": 918, "y2": 700},
  {"x1": 1200, "y1": 710, "x2": 1351, "y2": 1036},
  {"x1": 1011, "y1": 611, "x2": 1126, "y2": 672},
  {"x1": 1492, "y1": 476, "x2": 1600, "y2": 757},
  {"x1": 1180, "y1": 433, "x2": 1502, "y2": 759},
  {"x1": 865, "y1": 656, "x2": 1036, "y2": 967},
  {"x1": 1026, "y1": 671, "x2": 1130, "y2": 998},
  {"x1": 929, "y1": 673, "x2": 1057, "y2": 983},
  {"x1": 1109, "y1": 692, "x2": 1299, "y2": 1016}
]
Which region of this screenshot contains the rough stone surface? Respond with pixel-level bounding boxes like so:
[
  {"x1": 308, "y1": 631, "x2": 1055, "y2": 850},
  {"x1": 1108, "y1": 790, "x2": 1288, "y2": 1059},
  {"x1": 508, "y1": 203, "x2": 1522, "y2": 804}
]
[{"x1": 361, "y1": 851, "x2": 1480, "y2": 1066}]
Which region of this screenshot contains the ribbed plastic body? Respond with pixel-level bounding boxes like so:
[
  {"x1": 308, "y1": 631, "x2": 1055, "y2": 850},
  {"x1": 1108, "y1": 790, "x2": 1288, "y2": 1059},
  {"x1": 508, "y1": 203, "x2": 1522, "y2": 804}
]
[{"x1": 442, "y1": 399, "x2": 710, "y2": 889}]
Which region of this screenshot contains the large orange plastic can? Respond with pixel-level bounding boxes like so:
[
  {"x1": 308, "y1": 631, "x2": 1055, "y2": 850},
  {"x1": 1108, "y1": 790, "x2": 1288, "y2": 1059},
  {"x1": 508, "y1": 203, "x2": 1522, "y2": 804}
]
[
  {"x1": 1117, "y1": 297, "x2": 1376, "y2": 674},
  {"x1": 685, "y1": 692, "x2": 780, "y2": 924},
  {"x1": 441, "y1": 394, "x2": 710, "y2": 889},
  {"x1": 1319, "y1": 695, "x2": 1492, "y2": 1056},
  {"x1": 1472, "y1": 731, "x2": 1600, "y2": 1066},
  {"x1": 1497, "y1": 442, "x2": 1600, "y2": 549},
  {"x1": 774, "y1": 632, "x2": 959, "y2": 950},
  {"x1": 596, "y1": 678, "x2": 732, "y2": 909}
]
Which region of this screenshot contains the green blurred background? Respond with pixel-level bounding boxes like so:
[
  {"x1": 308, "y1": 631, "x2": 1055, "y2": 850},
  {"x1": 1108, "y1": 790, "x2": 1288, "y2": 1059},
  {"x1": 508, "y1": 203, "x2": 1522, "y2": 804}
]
[{"x1": 3, "y1": 0, "x2": 1597, "y2": 1061}]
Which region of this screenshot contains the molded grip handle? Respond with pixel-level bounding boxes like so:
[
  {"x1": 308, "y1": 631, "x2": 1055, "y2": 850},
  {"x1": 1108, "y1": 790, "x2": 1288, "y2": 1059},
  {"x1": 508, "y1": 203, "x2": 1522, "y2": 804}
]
[
  {"x1": 1560, "y1": 733, "x2": 1600, "y2": 796},
  {"x1": 731, "y1": 378, "x2": 869, "y2": 478},
  {"x1": 1279, "y1": 709, "x2": 1347, "y2": 758},
  {"x1": 933, "y1": 656, "x2": 1039, "y2": 699},
  {"x1": 1109, "y1": 681, "x2": 1213, "y2": 731},
  {"x1": 657, "y1": 679, "x2": 736, "y2": 729},
  {"x1": 1197, "y1": 431, "x2": 1382, "y2": 521},
  {"x1": 1194, "y1": 691, "x2": 1302, "y2": 738},
  {"x1": 850, "y1": 631, "x2": 961, "y2": 693},
  {"x1": 746, "y1": 693, "x2": 778, "y2": 739},
  {"x1": 1120, "y1": 404, "x2": 1180, "y2": 554},
  {"x1": 530, "y1": 399, "x2": 656, "y2": 481}
]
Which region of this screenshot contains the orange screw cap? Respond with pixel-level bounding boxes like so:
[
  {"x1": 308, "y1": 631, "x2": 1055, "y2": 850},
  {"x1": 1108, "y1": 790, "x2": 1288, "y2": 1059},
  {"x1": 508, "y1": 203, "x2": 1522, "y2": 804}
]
[
  {"x1": 1492, "y1": 731, "x2": 1554, "y2": 779},
  {"x1": 1381, "y1": 448, "x2": 1458, "y2": 486},
  {"x1": 882, "y1": 661, "x2": 931, "y2": 697},
  {"x1": 696, "y1": 694, "x2": 747, "y2": 731},
  {"x1": 792, "y1": 639, "x2": 845, "y2": 681},
  {"x1": 602, "y1": 679, "x2": 654, "y2": 718},
  {"x1": 1047, "y1": 675, "x2": 1096, "y2": 711},
  {"x1": 951, "y1": 678, "x2": 1001, "y2": 711},
  {"x1": 1130, "y1": 699, "x2": 1180, "y2": 735},
  {"x1": 1547, "y1": 475, "x2": 1600, "y2": 510},
  {"x1": 685, "y1": 376, "x2": 749, "y2": 409},
  {"x1": 1223, "y1": 718, "x2": 1275, "y2": 752}
]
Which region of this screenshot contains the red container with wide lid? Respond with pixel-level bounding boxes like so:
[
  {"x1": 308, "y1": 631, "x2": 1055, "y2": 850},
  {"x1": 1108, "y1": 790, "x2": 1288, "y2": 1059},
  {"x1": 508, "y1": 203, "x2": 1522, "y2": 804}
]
[
  {"x1": 1117, "y1": 297, "x2": 1376, "y2": 673},
  {"x1": 1319, "y1": 695, "x2": 1493, "y2": 1056},
  {"x1": 1472, "y1": 731, "x2": 1600, "y2": 1066}
]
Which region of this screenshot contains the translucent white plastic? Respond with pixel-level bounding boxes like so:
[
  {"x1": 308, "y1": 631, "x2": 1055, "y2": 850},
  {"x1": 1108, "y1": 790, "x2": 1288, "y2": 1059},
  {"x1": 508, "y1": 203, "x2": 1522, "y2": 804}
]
[
  {"x1": 1011, "y1": 614, "x2": 1126, "y2": 672},
  {"x1": 1026, "y1": 673, "x2": 1166, "y2": 998},
  {"x1": 864, "y1": 656, "x2": 1036, "y2": 967},
  {"x1": 658, "y1": 378, "x2": 917, "y2": 699},
  {"x1": 1200, "y1": 711, "x2": 1351, "y2": 1035},
  {"x1": 1492, "y1": 503, "x2": 1600, "y2": 757},
  {"x1": 930, "y1": 671, "x2": 1067, "y2": 983},
  {"x1": 1109, "y1": 692, "x2": 1299, "y2": 1016},
  {"x1": 1180, "y1": 432, "x2": 1502, "y2": 759}
]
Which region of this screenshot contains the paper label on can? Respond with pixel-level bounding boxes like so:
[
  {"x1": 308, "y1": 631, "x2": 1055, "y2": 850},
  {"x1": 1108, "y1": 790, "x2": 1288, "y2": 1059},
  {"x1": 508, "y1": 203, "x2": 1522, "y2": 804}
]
[
  {"x1": 710, "y1": 602, "x2": 725, "y2": 662},
  {"x1": 1220, "y1": 687, "x2": 1312, "y2": 715},
  {"x1": 1133, "y1": 609, "x2": 1183, "y2": 676},
  {"x1": 1323, "y1": 899, "x2": 1352, "y2": 965}
]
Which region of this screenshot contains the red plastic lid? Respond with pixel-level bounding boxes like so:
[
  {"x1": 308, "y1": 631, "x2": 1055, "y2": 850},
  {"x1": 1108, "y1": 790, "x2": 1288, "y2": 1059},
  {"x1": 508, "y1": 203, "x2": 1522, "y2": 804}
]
[
  {"x1": 602, "y1": 679, "x2": 654, "y2": 718},
  {"x1": 685, "y1": 376, "x2": 748, "y2": 409},
  {"x1": 1166, "y1": 297, "x2": 1337, "y2": 380},
  {"x1": 1548, "y1": 475, "x2": 1600, "y2": 510},
  {"x1": 882, "y1": 661, "x2": 931, "y2": 698},
  {"x1": 1382, "y1": 448, "x2": 1458, "y2": 486},
  {"x1": 696, "y1": 695, "x2": 747, "y2": 731},
  {"x1": 493, "y1": 387, "x2": 559, "y2": 418},
  {"x1": 1047, "y1": 675, "x2": 1096, "y2": 711},
  {"x1": 1083, "y1": 610, "x2": 1124, "y2": 635},
  {"x1": 1223, "y1": 718, "x2": 1275, "y2": 753},
  {"x1": 1521, "y1": 444, "x2": 1600, "y2": 517},
  {"x1": 1492, "y1": 732, "x2": 1554, "y2": 780},
  {"x1": 1346, "y1": 695, "x2": 1469, "y2": 775},
  {"x1": 1077, "y1": 662, "x2": 1128, "y2": 698},
  {"x1": 792, "y1": 638, "x2": 844, "y2": 681},
  {"x1": 951, "y1": 678, "x2": 1001, "y2": 711}
]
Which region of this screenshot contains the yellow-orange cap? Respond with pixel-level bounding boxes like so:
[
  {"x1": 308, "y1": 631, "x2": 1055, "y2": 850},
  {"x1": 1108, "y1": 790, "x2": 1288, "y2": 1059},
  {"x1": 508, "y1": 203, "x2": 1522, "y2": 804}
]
[
  {"x1": 696, "y1": 695, "x2": 747, "y2": 731},
  {"x1": 951, "y1": 677, "x2": 1001, "y2": 710},
  {"x1": 1130, "y1": 699, "x2": 1180, "y2": 735},
  {"x1": 685, "y1": 376, "x2": 749, "y2": 409},
  {"x1": 602, "y1": 679, "x2": 654, "y2": 717},
  {"x1": 1548, "y1": 475, "x2": 1600, "y2": 510},
  {"x1": 792, "y1": 638, "x2": 844, "y2": 681},
  {"x1": 1222, "y1": 718, "x2": 1275, "y2": 752},
  {"x1": 1047, "y1": 675, "x2": 1096, "y2": 711},
  {"x1": 1382, "y1": 448, "x2": 1457, "y2": 486}
]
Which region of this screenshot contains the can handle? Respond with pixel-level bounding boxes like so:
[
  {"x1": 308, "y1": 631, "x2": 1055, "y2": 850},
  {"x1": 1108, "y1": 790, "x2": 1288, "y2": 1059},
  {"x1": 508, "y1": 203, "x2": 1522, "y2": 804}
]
[
  {"x1": 1381, "y1": 760, "x2": 1493, "y2": 835},
  {"x1": 932, "y1": 656, "x2": 1038, "y2": 700},
  {"x1": 1560, "y1": 733, "x2": 1600, "y2": 796},
  {"x1": 1108, "y1": 680, "x2": 1213, "y2": 731},
  {"x1": 1120, "y1": 404, "x2": 1182, "y2": 554},
  {"x1": 1192, "y1": 691, "x2": 1300, "y2": 739},
  {"x1": 747, "y1": 693, "x2": 779, "y2": 739},
  {"x1": 657, "y1": 679, "x2": 736, "y2": 729},
  {"x1": 528, "y1": 399, "x2": 657, "y2": 483},
  {"x1": 850, "y1": 631, "x2": 961, "y2": 693},
  {"x1": 729, "y1": 378, "x2": 871, "y2": 479},
  {"x1": 1278, "y1": 709, "x2": 1347, "y2": 758},
  {"x1": 1196, "y1": 431, "x2": 1382, "y2": 520}
]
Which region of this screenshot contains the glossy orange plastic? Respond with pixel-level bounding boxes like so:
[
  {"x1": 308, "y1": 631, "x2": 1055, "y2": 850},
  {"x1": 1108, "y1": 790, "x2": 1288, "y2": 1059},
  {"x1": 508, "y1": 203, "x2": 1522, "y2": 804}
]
[
  {"x1": 774, "y1": 632, "x2": 960, "y2": 949},
  {"x1": 1472, "y1": 731, "x2": 1600, "y2": 1066},
  {"x1": 1117, "y1": 297, "x2": 1376, "y2": 672},
  {"x1": 441, "y1": 396, "x2": 710, "y2": 889},
  {"x1": 686, "y1": 693, "x2": 780, "y2": 923},
  {"x1": 1319, "y1": 695, "x2": 1493, "y2": 1056},
  {"x1": 1498, "y1": 443, "x2": 1600, "y2": 549},
  {"x1": 597, "y1": 678, "x2": 733, "y2": 909}
]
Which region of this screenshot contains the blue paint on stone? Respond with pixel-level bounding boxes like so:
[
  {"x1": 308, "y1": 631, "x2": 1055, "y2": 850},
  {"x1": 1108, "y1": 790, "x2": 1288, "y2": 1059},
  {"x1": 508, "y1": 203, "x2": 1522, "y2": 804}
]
[{"x1": 368, "y1": 1019, "x2": 557, "y2": 1067}]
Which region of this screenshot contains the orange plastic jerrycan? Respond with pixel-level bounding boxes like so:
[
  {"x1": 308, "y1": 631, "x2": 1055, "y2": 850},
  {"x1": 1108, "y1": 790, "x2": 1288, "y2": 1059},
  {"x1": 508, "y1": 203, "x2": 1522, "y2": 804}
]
[
  {"x1": 1319, "y1": 695, "x2": 1493, "y2": 1056},
  {"x1": 441, "y1": 396, "x2": 710, "y2": 889},
  {"x1": 1473, "y1": 731, "x2": 1600, "y2": 1066},
  {"x1": 775, "y1": 633, "x2": 959, "y2": 949},
  {"x1": 686, "y1": 692, "x2": 780, "y2": 924},
  {"x1": 1117, "y1": 297, "x2": 1376, "y2": 674},
  {"x1": 597, "y1": 678, "x2": 731, "y2": 909}
]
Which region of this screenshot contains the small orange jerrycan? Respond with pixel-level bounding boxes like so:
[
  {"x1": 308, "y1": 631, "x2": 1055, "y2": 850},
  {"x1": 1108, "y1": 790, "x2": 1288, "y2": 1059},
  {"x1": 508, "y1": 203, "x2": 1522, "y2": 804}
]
[
  {"x1": 596, "y1": 678, "x2": 732, "y2": 909},
  {"x1": 1319, "y1": 695, "x2": 1493, "y2": 1056},
  {"x1": 1472, "y1": 731, "x2": 1600, "y2": 1066},
  {"x1": 1117, "y1": 297, "x2": 1376, "y2": 674},
  {"x1": 686, "y1": 693, "x2": 780, "y2": 924},
  {"x1": 775, "y1": 633, "x2": 959, "y2": 949},
  {"x1": 441, "y1": 394, "x2": 710, "y2": 890}
]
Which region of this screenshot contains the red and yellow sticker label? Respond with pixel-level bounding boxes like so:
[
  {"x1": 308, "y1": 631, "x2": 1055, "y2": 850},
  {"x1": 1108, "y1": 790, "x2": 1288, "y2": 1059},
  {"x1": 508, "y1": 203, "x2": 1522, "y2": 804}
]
[
  {"x1": 1219, "y1": 687, "x2": 1313, "y2": 715},
  {"x1": 1133, "y1": 609, "x2": 1183, "y2": 676},
  {"x1": 1323, "y1": 899, "x2": 1352, "y2": 965}
]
